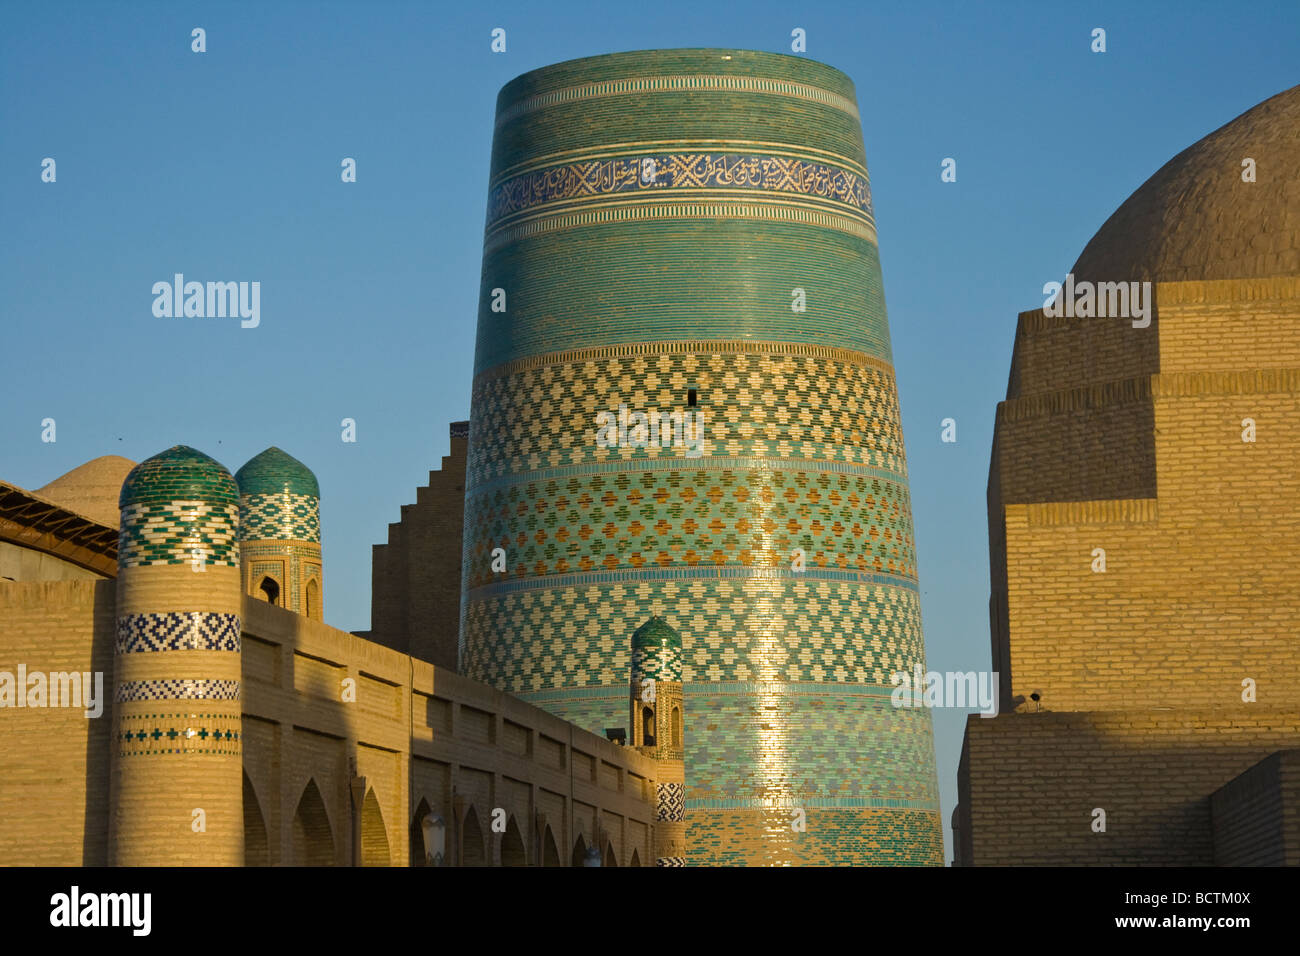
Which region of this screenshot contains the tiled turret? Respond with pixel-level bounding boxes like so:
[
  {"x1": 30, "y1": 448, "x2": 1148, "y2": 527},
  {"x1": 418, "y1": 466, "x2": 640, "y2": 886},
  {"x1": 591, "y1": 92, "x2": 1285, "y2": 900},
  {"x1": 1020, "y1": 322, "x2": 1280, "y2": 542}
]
[
  {"x1": 110, "y1": 445, "x2": 244, "y2": 866},
  {"x1": 630, "y1": 617, "x2": 685, "y2": 866},
  {"x1": 235, "y1": 447, "x2": 322, "y2": 620}
]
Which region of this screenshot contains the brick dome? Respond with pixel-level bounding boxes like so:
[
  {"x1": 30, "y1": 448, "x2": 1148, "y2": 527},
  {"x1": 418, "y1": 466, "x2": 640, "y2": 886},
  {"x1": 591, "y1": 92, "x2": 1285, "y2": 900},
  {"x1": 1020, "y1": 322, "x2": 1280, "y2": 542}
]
[
  {"x1": 37, "y1": 455, "x2": 136, "y2": 526},
  {"x1": 1071, "y1": 84, "x2": 1300, "y2": 284}
]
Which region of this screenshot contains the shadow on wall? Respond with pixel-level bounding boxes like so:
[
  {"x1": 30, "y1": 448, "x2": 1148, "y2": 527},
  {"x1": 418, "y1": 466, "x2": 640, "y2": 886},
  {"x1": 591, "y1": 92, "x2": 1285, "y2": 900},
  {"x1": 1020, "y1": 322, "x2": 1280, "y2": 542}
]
[
  {"x1": 240, "y1": 601, "x2": 391, "y2": 866},
  {"x1": 81, "y1": 580, "x2": 116, "y2": 865}
]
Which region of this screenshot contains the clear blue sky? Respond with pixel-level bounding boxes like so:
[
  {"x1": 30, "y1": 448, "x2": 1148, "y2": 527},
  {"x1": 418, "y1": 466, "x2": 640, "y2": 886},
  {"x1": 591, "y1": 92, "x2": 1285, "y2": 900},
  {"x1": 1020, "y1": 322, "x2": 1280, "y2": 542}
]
[{"x1": 4, "y1": 0, "x2": 1297, "y2": 864}]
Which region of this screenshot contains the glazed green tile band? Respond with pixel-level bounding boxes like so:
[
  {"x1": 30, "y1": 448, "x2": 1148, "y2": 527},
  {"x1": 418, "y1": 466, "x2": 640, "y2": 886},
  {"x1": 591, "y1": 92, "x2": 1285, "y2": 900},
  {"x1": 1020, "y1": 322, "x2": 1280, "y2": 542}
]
[
  {"x1": 234, "y1": 446, "x2": 321, "y2": 498},
  {"x1": 462, "y1": 49, "x2": 943, "y2": 865},
  {"x1": 235, "y1": 446, "x2": 321, "y2": 542},
  {"x1": 238, "y1": 493, "x2": 321, "y2": 542},
  {"x1": 118, "y1": 445, "x2": 241, "y2": 567}
]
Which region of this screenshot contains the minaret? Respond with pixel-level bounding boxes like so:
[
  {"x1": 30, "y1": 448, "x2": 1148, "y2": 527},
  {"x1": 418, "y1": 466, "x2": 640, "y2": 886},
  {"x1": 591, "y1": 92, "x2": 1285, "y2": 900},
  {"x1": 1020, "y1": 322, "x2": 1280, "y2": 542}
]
[
  {"x1": 234, "y1": 447, "x2": 322, "y2": 620},
  {"x1": 461, "y1": 49, "x2": 944, "y2": 864},
  {"x1": 629, "y1": 617, "x2": 685, "y2": 866},
  {"x1": 110, "y1": 445, "x2": 243, "y2": 866}
]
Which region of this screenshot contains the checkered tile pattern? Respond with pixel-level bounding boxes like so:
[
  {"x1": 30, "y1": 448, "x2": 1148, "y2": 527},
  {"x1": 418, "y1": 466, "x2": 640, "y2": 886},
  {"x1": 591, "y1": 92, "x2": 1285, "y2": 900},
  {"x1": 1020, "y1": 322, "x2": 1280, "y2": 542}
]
[
  {"x1": 463, "y1": 579, "x2": 924, "y2": 691},
  {"x1": 632, "y1": 641, "x2": 681, "y2": 683},
  {"x1": 464, "y1": 466, "x2": 918, "y2": 588},
  {"x1": 655, "y1": 856, "x2": 686, "y2": 867},
  {"x1": 657, "y1": 782, "x2": 685, "y2": 822},
  {"x1": 115, "y1": 612, "x2": 241, "y2": 654},
  {"x1": 118, "y1": 501, "x2": 239, "y2": 567},
  {"x1": 115, "y1": 678, "x2": 241, "y2": 702},
  {"x1": 468, "y1": 347, "x2": 906, "y2": 485},
  {"x1": 239, "y1": 491, "x2": 320, "y2": 542}
]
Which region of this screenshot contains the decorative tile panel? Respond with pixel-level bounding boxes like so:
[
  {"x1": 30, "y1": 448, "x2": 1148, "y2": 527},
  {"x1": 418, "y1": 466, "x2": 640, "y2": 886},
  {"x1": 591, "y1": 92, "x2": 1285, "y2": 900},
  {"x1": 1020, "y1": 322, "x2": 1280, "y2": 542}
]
[
  {"x1": 239, "y1": 492, "x2": 320, "y2": 543},
  {"x1": 115, "y1": 612, "x2": 241, "y2": 654},
  {"x1": 117, "y1": 502, "x2": 239, "y2": 567},
  {"x1": 657, "y1": 782, "x2": 685, "y2": 822},
  {"x1": 117, "y1": 712, "x2": 241, "y2": 757},
  {"x1": 487, "y1": 152, "x2": 873, "y2": 229},
  {"x1": 115, "y1": 679, "x2": 241, "y2": 702}
]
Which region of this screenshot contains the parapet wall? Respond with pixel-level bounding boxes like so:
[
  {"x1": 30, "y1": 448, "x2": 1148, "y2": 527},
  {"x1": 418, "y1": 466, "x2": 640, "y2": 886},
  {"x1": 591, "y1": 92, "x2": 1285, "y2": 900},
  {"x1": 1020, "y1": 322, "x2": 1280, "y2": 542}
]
[
  {"x1": 0, "y1": 579, "x2": 659, "y2": 866},
  {"x1": 242, "y1": 595, "x2": 660, "y2": 866}
]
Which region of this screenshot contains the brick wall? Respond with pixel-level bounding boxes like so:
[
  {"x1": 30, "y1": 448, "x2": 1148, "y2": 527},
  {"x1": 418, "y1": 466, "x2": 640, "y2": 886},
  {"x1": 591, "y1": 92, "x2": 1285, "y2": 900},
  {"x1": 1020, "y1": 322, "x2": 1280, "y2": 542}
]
[
  {"x1": 0, "y1": 581, "x2": 115, "y2": 865},
  {"x1": 1210, "y1": 749, "x2": 1300, "y2": 866},
  {"x1": 0, "y1": 576, "x2": 660, "y2": 866},
  {"x1": 964, "y1": 276, "x2": 1300, "y2": 864},
  {"x1": 241, "y1": 594, "x2": 660, "y2": 866},
  {"x1": 368, "y1": 426, "x2": 467, "y2": 670},
  {"x1": 957, "y1": 710, "x2": 1300, "y2": 866}
]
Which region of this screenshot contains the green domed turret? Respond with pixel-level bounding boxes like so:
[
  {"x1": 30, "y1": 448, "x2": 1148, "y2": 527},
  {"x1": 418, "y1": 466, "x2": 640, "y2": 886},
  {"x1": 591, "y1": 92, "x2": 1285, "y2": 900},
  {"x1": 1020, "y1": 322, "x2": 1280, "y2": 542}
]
[
  {"x1": 630, "y1": 616, "x2": 682, "y2": 683},
  {"x1": 235, "y1": 446, "x2": 323, "y2": 620},
  {"x1": 629, "y1": 614, "x2": 686, "y2": 863},
  {"x1": 117, "y1": 445, "x2": 239, "y2": 568},
  {"x1": 112, "y1": 444, "x2": 244, "y2": 865}
]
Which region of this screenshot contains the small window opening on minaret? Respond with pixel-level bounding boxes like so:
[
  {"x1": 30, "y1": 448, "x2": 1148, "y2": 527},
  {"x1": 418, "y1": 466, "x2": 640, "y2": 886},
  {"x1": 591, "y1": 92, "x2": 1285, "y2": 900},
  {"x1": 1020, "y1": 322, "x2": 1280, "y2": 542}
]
[
  {"x1": 642, "y1": 706, "x2": 656, "y2": 746},
  {"x1": 259, "y1": 576, "x2": 280, "y2": 606},
  {"x1": 687, "y1": 388, "x2": 697, "y2": 408}
]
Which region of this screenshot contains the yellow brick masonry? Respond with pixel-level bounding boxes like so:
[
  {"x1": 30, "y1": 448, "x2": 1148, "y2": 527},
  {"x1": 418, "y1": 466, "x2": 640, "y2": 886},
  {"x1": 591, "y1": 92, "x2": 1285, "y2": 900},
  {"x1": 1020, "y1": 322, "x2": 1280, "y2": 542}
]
[
  {"x1": 0, "y1": 581, "x2": 114, "y2": 865},
  {"x1": 240, "y1": 596, "x2": 661, "y2": 865},
  {"x1": 992, "y1": 278, "x2": 1300, "y2": 713},
  {"x1": 111, "y1": 563, "x2": 244, "y2": 866},
  {"x1": 960, "y1": 275, "x2": 1300, "y2": 865},
  {"x1": 958, "y1": 710, "x2": 1300, "y2": 866},
  {"x1": 0, "y1": 576, "x2": 662, "y2": 864},
  {"x1": 368, "y1": 433, "x2": 467, "y2": 670}
]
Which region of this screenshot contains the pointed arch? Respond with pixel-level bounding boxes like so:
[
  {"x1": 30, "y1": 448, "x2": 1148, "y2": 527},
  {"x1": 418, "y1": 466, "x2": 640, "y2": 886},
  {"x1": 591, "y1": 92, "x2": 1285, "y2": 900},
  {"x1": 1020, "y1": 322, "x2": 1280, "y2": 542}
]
[
  {"x1": 603, "y1": 840, "x2": 619, "y2": 867},
  {"x1": 305, "y1": 578, "x2": 320, "y2": 620},
  {"x1": 671, "y1": 705, "x2": 681, "y2": 747},
  {"x1": 571, "y1": 833, "x2": 587, "y2": 867},
  {"x1": 242, "y1": 772, "x2": 269, "y2": 866},
  {"x1": 411, "y1": 797, "x2": 432, "y2": 866},
  {"x1": 542, "y1": 825, "x2": 561, "y2": 867},
  {"x1": 291, "y1": 778, "x2": 335, "y2": 866},
  {"x1": 462, "y1": 806, "x2": 486, "y2": 866},
  {"x1": 258, "y1": 575, "x2": 280, "y2": 605},
  {"x1": 500, "y1": 815, "x2": 527, "y2": 866},
  {"x1": 360, "y1": 788, "x2": 391, "y2": 866},
  {"x1": 630, "y1": 847, "x2": 642, "y2": 867}
]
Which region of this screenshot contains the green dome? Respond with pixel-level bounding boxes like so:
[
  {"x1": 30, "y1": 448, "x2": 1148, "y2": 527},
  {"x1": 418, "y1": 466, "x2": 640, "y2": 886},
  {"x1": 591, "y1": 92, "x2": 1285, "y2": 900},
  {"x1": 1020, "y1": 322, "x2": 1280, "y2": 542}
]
[
  {"x1": 235, "y1": 447, "x2": 319, "y2": 498},
  {"x1": 632, "y1": 616, "x2": 682, "y2": 650},
  {"x1": 119, "y1": 445, "x2": 237, "y2": 509}
]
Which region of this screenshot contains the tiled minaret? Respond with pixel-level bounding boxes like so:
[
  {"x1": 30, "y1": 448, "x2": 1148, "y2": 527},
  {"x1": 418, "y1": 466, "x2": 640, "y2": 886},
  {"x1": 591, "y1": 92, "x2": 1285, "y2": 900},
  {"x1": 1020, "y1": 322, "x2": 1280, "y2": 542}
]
[
  {"x1": 629, "y1": 617, "x2": 685, "y2": 866},
  {"x1": 110, "y1": 445, "x2": 243, "y2": 866},
  {"x1": 461, "y1": 49, "x2": 943, "y2": 864},
  {"x1": 235, "y1": 447, "x2": 322, "y2": 620}
]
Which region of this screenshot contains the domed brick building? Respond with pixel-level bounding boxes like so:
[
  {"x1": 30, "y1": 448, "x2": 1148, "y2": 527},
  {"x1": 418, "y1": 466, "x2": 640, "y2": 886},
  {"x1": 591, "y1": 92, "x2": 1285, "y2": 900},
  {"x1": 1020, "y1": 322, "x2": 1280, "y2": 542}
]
[{"x1": 955, "y1": 84, "x2": 1300, "y2": 866}]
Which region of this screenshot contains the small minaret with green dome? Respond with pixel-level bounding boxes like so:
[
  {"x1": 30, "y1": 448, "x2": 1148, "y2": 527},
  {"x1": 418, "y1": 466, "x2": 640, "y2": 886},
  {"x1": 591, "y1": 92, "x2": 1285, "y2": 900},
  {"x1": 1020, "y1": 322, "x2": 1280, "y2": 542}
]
[
  {"x1": 629, "y1": 616, "x2": 685, "y2": 866},
  {"x1": 111, "y1": 445, "x2": 244, "y2": 865},
  {"x1": 234, "y1": 447, "x2": 323, "y2": 620}
]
